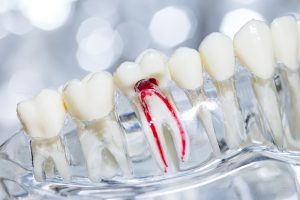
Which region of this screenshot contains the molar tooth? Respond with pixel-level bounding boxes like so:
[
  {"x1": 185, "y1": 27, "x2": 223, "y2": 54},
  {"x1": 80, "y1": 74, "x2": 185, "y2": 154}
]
[
  {"x1": 114, "y1": 50, "x2": 191, "y2": 173},
  {"x1": 234, "y1": 20, "x2": 284, "y2": 148},
  {"x1": 168, "y1": 47, "x2": 220, "y2": 156},
  {"x1": 199, "y1": 32, "x2": 245, "y2": 149},
  {"x1": 271, "y1": 16, "x2": 300, "y2": 148},
  {"x1": 63, "y1": 72, "x2": 131, "y2": 181},
  {"x1": 17, "y1": 89, "x2": 70, "y2": 181}
]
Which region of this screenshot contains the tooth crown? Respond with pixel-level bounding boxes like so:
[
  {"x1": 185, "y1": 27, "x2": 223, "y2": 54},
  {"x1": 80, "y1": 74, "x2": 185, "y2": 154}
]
[
  {"x1": 199, "y1": 32, "x2": 235, "y2": 82},
  {"x1": 271, "y1": 16, "x2": 299, "y2": 70},
  {"x1": 114, "y1": 49, "x2": 170, "y2": 95},
  {"x1": 17, "y1": 89, "x2": 66, "y2": 139},
  {"x1": 63, "y1": 72, "x2": 114, "y2": 121},
  {"x1": 234, "y1": 20, "x2": 275, "y2": 80},
  {"x1": 114, "y1": 62, "x2": 145, "y2": 95},
  {"x1": 168, "y1": 47, "x2": 203, "y2": 90}
]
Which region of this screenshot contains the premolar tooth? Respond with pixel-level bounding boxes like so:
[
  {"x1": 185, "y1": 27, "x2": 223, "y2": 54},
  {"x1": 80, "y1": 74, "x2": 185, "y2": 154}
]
[
  {"x1": 271, "y1": 16, "x2": 300, "y2": 148},
  {"x1": 199, "y1": 32, "x2": 245, "y2": 149},
  {"x1": 17, "y1": 89, "x2": 70, "y2": 181},
  {"x1": 168, "y1": 47, "x2": 220, "y2": 156},
  {"x1": 114, "y1": 50, "x2": 191, "y2": 173},
  {"x1": 63, "y1": 72, "x2": 131, "y2": 181},
  {"x1": 271, "y1": 16, "x2": 298, "y2": 70},
  {"x1": 234, "y1": 20, "x2": 284, "y2": 148}
]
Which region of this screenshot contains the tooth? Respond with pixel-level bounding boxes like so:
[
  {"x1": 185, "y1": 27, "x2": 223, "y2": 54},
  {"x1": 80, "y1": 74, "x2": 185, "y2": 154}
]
[
  {"x1": 136, "y1": 49, "x2": 171, "y2": 87},
  {"x1": 168, "y1": 47, "x2": 221, "y2": 156},
  {"x1": 271, "y1": 16, "x2": 300, "y2": 148},
  {"x1": 271, "y1": 16, "x2": 298, "y2": 70},
  {"x1": 17, "y1": 89, "x2": 70, "y2": 181},
  {"x1": 234, "y1": 20, "x2": 284, "y2": 148},
  {"x1": 199, "y1": 32, "x2": 245, "y2": 149},
  {"x1": 63, "y1": 72, "x2": 131, "y2": 181},
  {"x1": 114, "y1": 50, "x2": 190, "y2": 173}
]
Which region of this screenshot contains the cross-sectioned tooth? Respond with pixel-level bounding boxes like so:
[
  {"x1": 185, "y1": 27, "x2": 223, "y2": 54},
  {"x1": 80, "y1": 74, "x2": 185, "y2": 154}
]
[
  {"x1": 63, "y1": 72, "x2": 131, "y2": 181},
  {"x1": 114, "y1": 50, "x2": 191, "y2": 173},
  {"x1": 234, "y1": 20, "x2": 284, "y2": 148},
  {"x1": 271, "y1": 16, "x2": 300, "y2": 149},
  {"x1": 168, "y1": 47, "x2": 221, "y2": 156},
  {"x1": 199, "y1": 32, "x2": 246, "y2": 149},
  {"x1": 17, "y1": 89, "x2": 70, "y2": 181}
]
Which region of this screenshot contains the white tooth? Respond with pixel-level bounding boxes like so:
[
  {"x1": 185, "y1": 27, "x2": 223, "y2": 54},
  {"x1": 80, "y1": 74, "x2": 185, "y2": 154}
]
[
  {"x1": 63, "y1": 72, "x2": 131, "y2": 181},
  {"x1": 114, "y1": 51, "x2": 191, "y2": 173},
  {"x1": 199, "y1": 32, "x2": 235, "y2": 82},
  {"x1": 137, "y1": 49, "x2": 171, "y2": 86},
  {"x1": 17, "y1": 89, "x2": 70, "y2": 181},
  {"x1": 200, "y1": 32, "x2": 245, "y2": 148},
  {"x1": 113, "y1": 62, "x2": 144, "y2": 96},
  {"x1": 168, "y1": 47, "x2": 203, "y2": 90},
  {"x1": 271, "y1": 16, "x2": 298, "y2": 70},
  {"x1": 168, "y1": 47, "x2": 220, "y2": 155},
  {"x1": 233, "y1": 20, "x2": 275, "y2": 80},
  {"x1": 234, "y1": 20, "x2": 284, "y2": 147},
  {"x1": 63, "y1": 72, "x2": 114, "y2": 121}
]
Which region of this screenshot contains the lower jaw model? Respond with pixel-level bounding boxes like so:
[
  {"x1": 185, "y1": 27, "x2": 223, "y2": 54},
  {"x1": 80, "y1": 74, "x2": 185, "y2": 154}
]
[{"x1": 15, "y1": 15, "x2": 300, "y2": 183}]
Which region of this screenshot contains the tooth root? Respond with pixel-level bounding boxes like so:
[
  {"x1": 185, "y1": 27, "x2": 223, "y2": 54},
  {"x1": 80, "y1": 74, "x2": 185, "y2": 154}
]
[
  {"x1": 199, "y1": 32, "x2": 245, "y2": 148},
  {"x1": 135, "y1": 79, "x2": 190, "y2": 172},
  {"x1": 17, "y1": 89, "x2": 70, "y2": 181},
  {"x1": 253, "y1": 79, "x2": 283, "y2": 147},
  {"x1": 63, "y1": 72, "x2": 131, "y2": 181}
]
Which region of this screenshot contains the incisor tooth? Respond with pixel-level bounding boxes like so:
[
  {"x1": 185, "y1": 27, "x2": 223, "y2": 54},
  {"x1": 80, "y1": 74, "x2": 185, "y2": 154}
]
[
  {"x1": 234, "y1": 20, "x2": 284, "y2": 148},
  {"x1": 200, "y1": 32, "x2": 245, "y2": 149},
  {"x1": 17, "y1": 89, "x2": 70, "y2": 181},
  {"x1": 233, "y1": 20, "x2": 275, "y2": 80},
  {"x1": 168, "y1": 47, "x2": 220, "y2": 156},
  {"x1": 63, "y1": 72, "x2": 131, "y2": 181},
  {"x1": 271, "y1": 16, "x2": 300, "y2": 148},
  {"x1": 271, "y1": 16, "x2": 298, "y2": 70},
  {"x1": 199, "y1": 32, "x2": 235, "y2": 82}
]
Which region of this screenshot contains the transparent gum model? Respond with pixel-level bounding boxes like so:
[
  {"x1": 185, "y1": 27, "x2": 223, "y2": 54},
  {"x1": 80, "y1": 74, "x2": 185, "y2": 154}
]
[{"x1": 2, "y1": 17, "x2": 300, "y2": 200}]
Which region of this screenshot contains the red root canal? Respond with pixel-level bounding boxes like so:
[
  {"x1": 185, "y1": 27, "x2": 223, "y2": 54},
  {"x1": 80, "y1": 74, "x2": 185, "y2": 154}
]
[{"x1": 134, "y1": 78, "x2": 187, "y2": 172}]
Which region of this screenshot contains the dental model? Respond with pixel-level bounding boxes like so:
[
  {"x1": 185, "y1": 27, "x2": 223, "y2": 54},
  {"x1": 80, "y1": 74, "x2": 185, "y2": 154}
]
[
  {"x1": 63, "y1": 72, "x2": 131, "y2": 181},
  {"x1": 199, "y1": 32, "x2": 246, "y2": 149},
  {"x1": 168, "y1": 47, "x2": 221, "y2": 155},
  {"x1": 271, "y1": 16, "x2": 300, "y2": 147},
  {"x1": 114, "y1": 49, "x2": 190, "y2": 173},
  {"x1": 17, "y1": 89, "x2": 70, "y2": 181},
  {"x1": 234, "y1": 20, "x2": 284, "y2": 148}
]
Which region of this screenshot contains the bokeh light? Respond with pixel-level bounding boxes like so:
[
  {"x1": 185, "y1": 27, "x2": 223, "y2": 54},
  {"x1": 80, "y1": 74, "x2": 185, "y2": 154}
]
[
  {"x1": 149, "y1": 6, "x2": 193, "y2": 48},
  {"x1": 220, "y1": 8, "x2": 265, "y2": 39},
  {"x1": 76, "y1": 17, "x2": 123, "y2": 72},
  {"x1": 19, "y1": 0, "x2": 73, "y2": 30}
]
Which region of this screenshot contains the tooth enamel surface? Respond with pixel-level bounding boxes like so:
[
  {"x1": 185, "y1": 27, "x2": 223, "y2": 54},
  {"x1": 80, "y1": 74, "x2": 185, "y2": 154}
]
[
  {"x1": 113, "y1": 62, "x2": 144, "y2": 95},
  {"x1": 17, "y1": 89, "x2": 70, "y2": 181},
  {"x1": 233, "y1": 20, "x2": 275, "y2": 79},
  {"x1": 137, "y1": 49, "x2": 171, "y2": 86},
  {"x1": 168, "y1": 47, "x2": 203, "y2": 90},
  {"x1": 271, "y1": 16, "x2": 299, "y2": 70},
  {"x1": 199, "y1": 32, "x2": 235, "y2": 82},
  {"x1": 17, "y1": 89, "x2": 66, "y2": 139},
  {"x1": 63, "y1": 72, "x2": 114, "y2": 121}
]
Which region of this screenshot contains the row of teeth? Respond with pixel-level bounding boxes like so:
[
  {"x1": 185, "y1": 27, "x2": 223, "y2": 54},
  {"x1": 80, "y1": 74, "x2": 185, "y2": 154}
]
[{"x1": 17, "y1": 15, "x2": 300, "y2": 182}]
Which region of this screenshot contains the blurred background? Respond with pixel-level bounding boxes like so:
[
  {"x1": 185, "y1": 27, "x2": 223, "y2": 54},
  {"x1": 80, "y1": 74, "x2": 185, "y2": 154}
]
[{"x1": 0, "y1": 0, "x2": 299, "y2": 143}]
